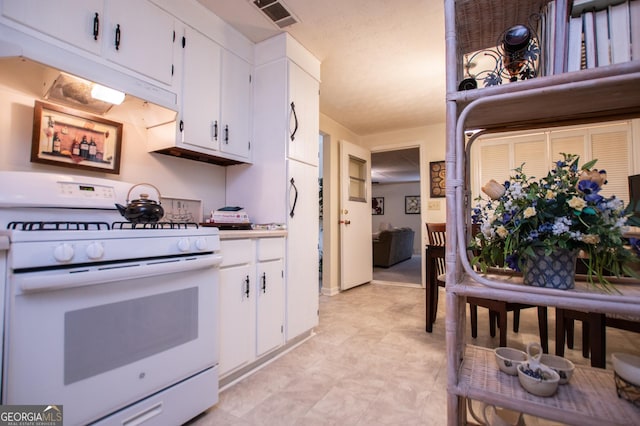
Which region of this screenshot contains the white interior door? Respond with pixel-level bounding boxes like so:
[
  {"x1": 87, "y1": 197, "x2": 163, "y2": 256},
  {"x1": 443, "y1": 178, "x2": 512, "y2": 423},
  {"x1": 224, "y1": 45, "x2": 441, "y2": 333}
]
[{"x1": 339, "y1": 140, "x2": 372, "y2": 290}]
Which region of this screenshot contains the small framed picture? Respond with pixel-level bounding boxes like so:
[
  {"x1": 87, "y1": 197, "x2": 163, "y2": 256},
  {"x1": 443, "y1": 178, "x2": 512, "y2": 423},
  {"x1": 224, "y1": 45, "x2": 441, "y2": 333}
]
[
  {"x1": 405, "y1": 195, "x2": 420, "y2": 214},
  {"x1": 430, "y1": 161, "x2": 446, "y2": 198},
  {"x1": 372, "y1": 197, "x2": 384, "y2": 215},
  {"x1": 31, "y1": 101, "x2": 123, "y2": 174}
]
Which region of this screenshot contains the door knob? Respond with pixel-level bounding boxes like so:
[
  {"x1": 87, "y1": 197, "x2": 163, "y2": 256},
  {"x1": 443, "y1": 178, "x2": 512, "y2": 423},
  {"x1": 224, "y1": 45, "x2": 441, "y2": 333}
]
[{"x1": 339, "y1": 220, "x2": 351, "y2": 225}]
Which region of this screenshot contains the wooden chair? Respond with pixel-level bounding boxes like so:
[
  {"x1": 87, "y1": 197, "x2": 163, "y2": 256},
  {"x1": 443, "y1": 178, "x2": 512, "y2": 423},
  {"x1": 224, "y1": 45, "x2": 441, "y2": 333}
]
[
  {"x1": 425, "y1": 222, "x2": 548, "y2": 351},
  {"x1": 556, "y1": 308, "x2": 640, "y2": 368},
  {"x1": 425, "y1": 223, "x2": 446, "y2": 332}
]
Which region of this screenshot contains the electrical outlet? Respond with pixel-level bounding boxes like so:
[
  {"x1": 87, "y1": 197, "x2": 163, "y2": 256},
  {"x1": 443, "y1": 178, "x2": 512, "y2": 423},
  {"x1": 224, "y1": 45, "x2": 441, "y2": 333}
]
[{"x1": 427, "y1": 200, "x2": 441, "y2": 210}]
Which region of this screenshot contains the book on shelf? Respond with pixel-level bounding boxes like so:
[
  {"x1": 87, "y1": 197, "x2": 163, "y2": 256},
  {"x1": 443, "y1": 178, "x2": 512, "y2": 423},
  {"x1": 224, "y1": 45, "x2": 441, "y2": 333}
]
[
  {"x1": 571, "y1": 0, "x2": 629, "y2": 16},
  {"x1": 567, "y1": 14, "x2": 584, "y2": 71},
  {"x1": 609, "y1": 1, "x2": 632, "y2": 63},
  {"x1": 583, "y1": 11, "x2": 597, "y2": 68},
  {"x1": 542, "y1": 0, "x2": 557, "y2": 75},
  {"x1": 595, "y1": 8, "x2": 611, "y2": 66},
  {"x1": 631, "y1": 0, "x2": 640, "y2": 60},
  {"x1": 554, "y1": 0, "x2": 570, "y2": 74}
]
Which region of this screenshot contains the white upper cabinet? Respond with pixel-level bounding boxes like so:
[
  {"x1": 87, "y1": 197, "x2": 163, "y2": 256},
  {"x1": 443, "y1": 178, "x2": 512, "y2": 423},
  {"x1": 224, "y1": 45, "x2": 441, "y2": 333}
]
[
  {"x1": 1, "y1": 0, "x2": 104, "y2": 55},
  {"x1": 103, "y1": 0, "x2": 176, "y2": 86},
  {"x1": 220, "y1": 49, "x2": 251, "y2": 159},
  {"x1": 1, "y1": 0, "x2": 176, "y2": 87},
  {"x1": 179, "y1": 25, "x2": 222, "y2": 152},
  {"x1": 288, "y1": 61, "x2": 319, "y2": 166}
]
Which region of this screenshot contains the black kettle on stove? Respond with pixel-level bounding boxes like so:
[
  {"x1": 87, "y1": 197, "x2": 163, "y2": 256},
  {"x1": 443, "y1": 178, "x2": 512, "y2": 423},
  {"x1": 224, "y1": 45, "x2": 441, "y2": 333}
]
[{"x1": 115, "y1": 183, "x2": 164, "y2": 224}]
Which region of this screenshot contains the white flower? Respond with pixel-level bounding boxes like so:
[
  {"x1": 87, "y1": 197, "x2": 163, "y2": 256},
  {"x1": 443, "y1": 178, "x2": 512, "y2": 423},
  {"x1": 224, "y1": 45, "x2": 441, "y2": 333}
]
[
  {"x1": 481, "y1": 179, "x2": 506, "y2": 200},
  {"x1": 496, "y1": 225, "x2": 509, "y2": 238},
  {"x1": 582, "y1": 234, "x2": 601, "y2": 244},
  {"x1": 567, "y1": 196, "x2": 586, "y2": 211},
  {"x1": 523, "y1": 206, "x2": 536, "y2": 218}
]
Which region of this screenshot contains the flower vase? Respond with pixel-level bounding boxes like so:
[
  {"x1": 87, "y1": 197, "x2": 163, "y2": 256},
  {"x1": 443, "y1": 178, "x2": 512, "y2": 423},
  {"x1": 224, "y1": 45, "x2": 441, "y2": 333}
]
[{"x1": 523, "y1": 248, "x2": 577, "y2": 290}]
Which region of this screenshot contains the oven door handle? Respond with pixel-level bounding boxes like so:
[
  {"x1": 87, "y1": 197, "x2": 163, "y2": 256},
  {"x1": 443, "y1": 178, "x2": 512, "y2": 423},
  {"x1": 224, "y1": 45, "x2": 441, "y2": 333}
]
[{"x1": 15, "y1": 254, "x2": 223, "y2": 293}]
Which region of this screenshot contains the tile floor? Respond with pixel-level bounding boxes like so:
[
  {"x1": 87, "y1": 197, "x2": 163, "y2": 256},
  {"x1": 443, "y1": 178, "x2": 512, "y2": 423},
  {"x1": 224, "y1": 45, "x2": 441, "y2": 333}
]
[{"x1": 186, "y1": 283, "x2": 640, "y2": 426}]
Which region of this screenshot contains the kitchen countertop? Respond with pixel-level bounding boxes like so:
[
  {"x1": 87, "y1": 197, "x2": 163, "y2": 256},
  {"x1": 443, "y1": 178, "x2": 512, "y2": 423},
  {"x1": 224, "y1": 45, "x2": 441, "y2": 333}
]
[{"x1": 218, "y1": 229, "x2": 287, "y2": 240}]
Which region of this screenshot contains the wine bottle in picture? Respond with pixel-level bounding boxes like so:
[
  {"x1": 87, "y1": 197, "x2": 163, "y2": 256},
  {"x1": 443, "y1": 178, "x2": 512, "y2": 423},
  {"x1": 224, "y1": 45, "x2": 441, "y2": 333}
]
[
  {"x1": 52, "y1": 132, "x2": 61, "y2": 153},
  {"x1": 72, "y1": 138, "x2": 80, "y2": 156},
  {"x1": 89, "y1": 138, "x2": 97, "y2": 161},
  {"x1": 80, "y1": 136, "x2": 89, "y2": 159}
]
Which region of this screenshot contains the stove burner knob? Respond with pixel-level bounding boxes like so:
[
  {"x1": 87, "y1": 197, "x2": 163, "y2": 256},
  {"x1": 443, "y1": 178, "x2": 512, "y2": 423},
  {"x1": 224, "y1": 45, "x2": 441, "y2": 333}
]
[
  {"x1": 195, "y1": 238, "x2": 208, "y2": 251},
  {"x1": 53, "y1": 243, "x2": 74, "y2": 262},
  {"x1": 177, "y1": 238, "x2": 191, "y2": 252},
  {"x1": 86, "y1": 242, "x2": 104, "y2": 260}
]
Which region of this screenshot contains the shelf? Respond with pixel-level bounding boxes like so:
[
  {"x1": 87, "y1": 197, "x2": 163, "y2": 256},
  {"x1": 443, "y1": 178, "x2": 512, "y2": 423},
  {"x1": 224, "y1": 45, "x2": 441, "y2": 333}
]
[
  {"x1": 455, "y1": 346, "x2": 640, "y2": 425},
  {"x1": 449, "y1": 62, "x2": 640, "y2": 132},
  {"x1": 445, "y1": 1, "x2": 640, "y2": 424},
  {"x1": 449, "y1": 273, "x2": 640, "y2": 316}
]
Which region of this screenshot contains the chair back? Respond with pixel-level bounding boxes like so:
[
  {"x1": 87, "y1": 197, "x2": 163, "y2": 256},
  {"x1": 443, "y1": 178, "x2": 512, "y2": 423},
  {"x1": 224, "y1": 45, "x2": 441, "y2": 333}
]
[
  {"x1": 426, "y1": 223, "x2": 446, "y2": 246},
  {"x1": 426, "y1": 223, "x2": 447, "y2": 285}
]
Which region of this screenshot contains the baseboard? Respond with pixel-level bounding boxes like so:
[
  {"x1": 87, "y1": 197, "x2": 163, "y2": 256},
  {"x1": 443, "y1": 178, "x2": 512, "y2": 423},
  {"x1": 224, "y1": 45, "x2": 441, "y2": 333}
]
[{"x1": 219, "y1": 330, "x2": 315, "y2": 391}]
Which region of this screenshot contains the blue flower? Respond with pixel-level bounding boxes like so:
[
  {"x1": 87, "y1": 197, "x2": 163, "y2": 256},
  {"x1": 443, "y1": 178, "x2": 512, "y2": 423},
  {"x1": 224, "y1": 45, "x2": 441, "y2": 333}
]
[
  {"x1": 505, "y1": 254, "x2": 520, "y2": 271},
  {"x1": 578, "y1": 180, "x2": 604, "y2": 203}
]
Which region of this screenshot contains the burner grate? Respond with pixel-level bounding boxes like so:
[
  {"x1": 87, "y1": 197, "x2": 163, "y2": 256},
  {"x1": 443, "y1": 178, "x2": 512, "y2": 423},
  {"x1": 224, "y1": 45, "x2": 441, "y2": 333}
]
[
  {"x1": 7, "y1": 221, "x2": 111, "y2": 231},
  {"x1": 111, "y1": 222, "x2": 199, "y2": 230}
]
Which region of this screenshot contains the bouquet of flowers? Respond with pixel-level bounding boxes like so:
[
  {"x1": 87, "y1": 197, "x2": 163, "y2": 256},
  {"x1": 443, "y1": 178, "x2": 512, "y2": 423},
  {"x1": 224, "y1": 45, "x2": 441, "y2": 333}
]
[{"x1": 469, "y1": 153, "x2": 637, "y2": 289}]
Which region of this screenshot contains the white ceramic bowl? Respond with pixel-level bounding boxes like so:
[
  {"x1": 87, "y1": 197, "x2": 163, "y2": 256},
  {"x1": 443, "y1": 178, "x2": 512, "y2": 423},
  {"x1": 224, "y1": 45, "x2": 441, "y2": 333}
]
[
  {"x1": 494, "y1": 347, "x2": 528, "y2": 376},
  {"x1": 540, "y1": 353, "x2": 575, "y2": 384},
  {"x1": 517, "y1": 362, "x2": 560, "y2": 397},
  {"x1": 612, "y1": 353, "x2": 640, "y2": 386}
]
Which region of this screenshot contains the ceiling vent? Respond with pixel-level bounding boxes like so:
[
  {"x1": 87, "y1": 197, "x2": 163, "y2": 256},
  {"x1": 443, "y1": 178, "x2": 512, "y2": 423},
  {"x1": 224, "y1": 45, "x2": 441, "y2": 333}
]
[{"x1": 252, "y1": 0, "x2": 298, "y2": 28}]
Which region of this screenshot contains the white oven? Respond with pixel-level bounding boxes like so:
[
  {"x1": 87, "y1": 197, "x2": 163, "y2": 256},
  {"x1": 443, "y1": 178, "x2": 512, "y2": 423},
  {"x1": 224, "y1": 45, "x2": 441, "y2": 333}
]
[{"x1": 0, "y1": 172, "x2": 222, "y2": 426}]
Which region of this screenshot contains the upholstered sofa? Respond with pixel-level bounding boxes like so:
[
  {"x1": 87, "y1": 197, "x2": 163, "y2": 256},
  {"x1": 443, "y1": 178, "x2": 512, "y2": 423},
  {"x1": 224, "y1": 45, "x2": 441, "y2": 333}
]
[{"x1": 372, "y1": 227, "x2": 415, "y2": 267}]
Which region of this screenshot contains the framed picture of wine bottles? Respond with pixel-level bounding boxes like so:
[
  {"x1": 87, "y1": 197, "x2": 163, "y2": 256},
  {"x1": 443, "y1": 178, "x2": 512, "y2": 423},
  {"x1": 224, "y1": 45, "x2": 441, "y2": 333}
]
[{"x1": 31, "y1": 101, "x2": 123, "y2": 174}]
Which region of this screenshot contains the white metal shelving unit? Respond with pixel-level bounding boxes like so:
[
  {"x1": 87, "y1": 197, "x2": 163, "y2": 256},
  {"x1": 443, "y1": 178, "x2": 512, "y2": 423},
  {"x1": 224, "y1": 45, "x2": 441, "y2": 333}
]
[{"x1": 444, "y1": 0, "x2": 640, "y2": 424}]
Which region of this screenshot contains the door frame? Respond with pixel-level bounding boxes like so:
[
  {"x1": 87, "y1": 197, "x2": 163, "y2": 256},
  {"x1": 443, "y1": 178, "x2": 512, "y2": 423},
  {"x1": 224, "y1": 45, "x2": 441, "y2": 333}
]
[{"x1": 370, "y1": 142, "x2": 425, "y2": 288}]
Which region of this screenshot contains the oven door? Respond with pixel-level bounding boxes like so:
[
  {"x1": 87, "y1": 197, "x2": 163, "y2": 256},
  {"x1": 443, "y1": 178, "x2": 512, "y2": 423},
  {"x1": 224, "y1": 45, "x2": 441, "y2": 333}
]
[{"x1": 3, "y1": 253, "x2": 222, "y2": 426}]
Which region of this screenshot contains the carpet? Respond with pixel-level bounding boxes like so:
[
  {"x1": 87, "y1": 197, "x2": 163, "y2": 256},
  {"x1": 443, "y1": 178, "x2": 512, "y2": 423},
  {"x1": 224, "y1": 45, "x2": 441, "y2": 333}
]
[{"x1": 373, "y1": 255, "x2": 421, "y2": 284}]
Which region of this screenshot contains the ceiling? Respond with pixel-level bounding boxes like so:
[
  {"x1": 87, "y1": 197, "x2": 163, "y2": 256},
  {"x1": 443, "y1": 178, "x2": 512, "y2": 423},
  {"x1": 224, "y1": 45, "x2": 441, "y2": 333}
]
[
  {"x1": 197, "y1": 0, "x2": 446, "y2": 136},
  {"x1": 371, "y1": 148, "x2": 420, "y2": 184}
]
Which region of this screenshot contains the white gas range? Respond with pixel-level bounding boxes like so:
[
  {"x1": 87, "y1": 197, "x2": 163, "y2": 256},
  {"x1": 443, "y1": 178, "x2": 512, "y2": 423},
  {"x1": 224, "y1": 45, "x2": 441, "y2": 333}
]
[{"x1": 0, "y1": 171, "x2": 222, "y2": 426}]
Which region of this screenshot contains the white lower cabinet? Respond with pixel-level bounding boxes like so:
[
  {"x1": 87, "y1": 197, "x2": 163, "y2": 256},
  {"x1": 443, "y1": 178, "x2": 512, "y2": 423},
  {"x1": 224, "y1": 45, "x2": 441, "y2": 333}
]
[{"x1": 219, "y1": 236, "x2": 285, "y2": 378}]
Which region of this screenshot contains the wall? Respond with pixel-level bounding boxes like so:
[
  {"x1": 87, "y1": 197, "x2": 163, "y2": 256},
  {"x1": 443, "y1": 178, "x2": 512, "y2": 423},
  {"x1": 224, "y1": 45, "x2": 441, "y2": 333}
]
[
  {"x1": 0, "y1": 64, "x2": 227, "y2": 215},
  {"x1": 362, "y1": 123, "x2": 447, "y2": 249},
  {"x1": 319, "y1": 113, "x2": 362, "y2": 296},
  {"x1": 319, "y1": 118, "x2": 447, "y2": 294},
  {"x1": 372, "y1": 181, "x2": 421, "y2": 254}
]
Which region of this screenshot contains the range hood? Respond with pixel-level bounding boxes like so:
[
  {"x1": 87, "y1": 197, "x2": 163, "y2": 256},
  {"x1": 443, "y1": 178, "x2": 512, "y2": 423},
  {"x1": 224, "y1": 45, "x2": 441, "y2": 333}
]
[{"x1": 0, "y1": 57, "x2": 176, "y2": 129}]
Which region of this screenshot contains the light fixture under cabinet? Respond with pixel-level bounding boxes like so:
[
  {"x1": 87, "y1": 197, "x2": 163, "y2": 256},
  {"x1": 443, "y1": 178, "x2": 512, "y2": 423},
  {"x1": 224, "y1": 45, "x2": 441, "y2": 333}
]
[{"x1": 44, "y1": 73, "x2": 126, "y2": 114}]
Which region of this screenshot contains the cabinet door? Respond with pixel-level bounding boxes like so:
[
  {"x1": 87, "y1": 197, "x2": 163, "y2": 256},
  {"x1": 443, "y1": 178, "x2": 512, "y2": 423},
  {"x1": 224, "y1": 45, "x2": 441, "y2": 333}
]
[
  {"x1": 288, "y1": 61, "x2": 319, "y2": 166},
  {"x1": 256, "y1": 259, "x2": 284, "y2": 356},
  {"x1": 103, "y1": 0, "x2": 175, "y2": 85},
  {"x1": 286, "y1": 160, "x2": 319, "y2": 340},
  {"x1": 1, "y1": 0, "x2": 103, "y2": 54},
  {"x1": 180, "y1": 26, "x2": 222, "y2": 151},
  {"x1": 219, "y1": 264, "x2": 253, "y2": 376},
  {"x1": 220, "y1": 50, "x2": 251, "y2": 159}
]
